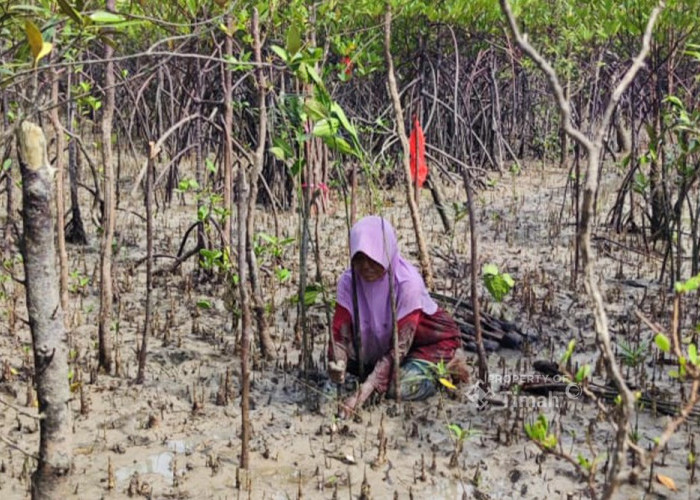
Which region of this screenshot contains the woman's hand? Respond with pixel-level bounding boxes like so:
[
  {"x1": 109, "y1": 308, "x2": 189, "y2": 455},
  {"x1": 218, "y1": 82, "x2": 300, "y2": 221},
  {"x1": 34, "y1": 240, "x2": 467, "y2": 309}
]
[
  {"x1": 338, "y1": 380, "x2": 374, "y2": 419},
  {"x1": 328, "y1": 360, "x2": 346, "y2": 384}
]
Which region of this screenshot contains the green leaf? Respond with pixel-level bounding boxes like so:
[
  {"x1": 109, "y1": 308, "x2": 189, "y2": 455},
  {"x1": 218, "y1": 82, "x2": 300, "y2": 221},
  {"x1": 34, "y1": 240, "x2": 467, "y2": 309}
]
[
  {"x1": 654, "y1": 333, "x2": 671, "y2": 353},
  {"x1": 447, "y1": 423, "x2": 464, "y2": 439},
  {"x1": 330, "y1": 102, "x2": 359, "y2": 142},
  {"x1": 275, "y1": 268, "x2": 291, "y2": 282},
  {"x1": 575, "y1": 364, "x2": 591, "y2": 383},
  {"x1": 305, "y1": 64, "x2": 325, "y2": 89},
  {"x1": 197, "y1": 205, "x2": 210, "y2": 222},
  {"x1": 269, "y1": 147, "x2": 286, "y2": 161},
  {"x1": 675, "y1": 274, "x2": 700, "y2": 294},
  {"x1": 89, "y1": 10, "x2": 125, "y2": 23},
  {"x1": 689, "y1": 344, "x2": 698, "y2": 366},
  {"x1": 482, "y1": 263, "x2": 499, "y2": 276},
  {"x1": 561, "y1": 339, "x2": 576, "y2": 363},
  {"x1": 290, "y1": 158, "x2": 304, "y2": 176},
  {"x1": 270, "y1": 137, "x2": 293, "y2": 161},
  {"x1": 312, "y1": 118, "x2": 339, "y2": 138},
  {"x1": 664, "y1": 95, "x2": 684, "y2": 108},
  {"x1": 205, "y1": 158, "x2": 217, "y2": 173},
  {"x1": 286, "y1": 23, "x2": 302, "y2": 56},
  {"x1": 482, "y1": 263, "x2": 514, "y2": 302},
  {"x1": 56, "y1": 0, "x2": 83, "y2": 25},
  {"x1": 196, "y1": 299, "x2": 212, "y2": 309},
  {"x1": 303, "y1": 98, "x2": 328, "y2": 120},
  {"x1": 270, "y1": 45, "x2": 289, "y2": 63},
  {"x1": 323, "y1": 136, "x2": 355, "y2": 156}
]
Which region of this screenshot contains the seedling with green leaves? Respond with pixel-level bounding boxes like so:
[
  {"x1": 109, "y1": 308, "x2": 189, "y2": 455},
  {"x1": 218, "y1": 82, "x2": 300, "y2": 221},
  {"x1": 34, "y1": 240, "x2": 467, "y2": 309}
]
[
  {"x1": 524, "y1": 414, "x2": 558, "y2": 450},
  {"x1": 447, "y1": 423, "x2": 479, "y2": 468},
  {"x1": 482, "y1": 263, "x2": 515, "y2": 303}
]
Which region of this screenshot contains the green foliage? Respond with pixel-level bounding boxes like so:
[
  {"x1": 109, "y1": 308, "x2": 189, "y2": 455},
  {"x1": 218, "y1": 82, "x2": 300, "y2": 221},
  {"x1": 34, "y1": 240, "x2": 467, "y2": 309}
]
[
  {"x1": 618, "y1": 340, "x2": 648, "y2": 367},
  {"x1": 482, "y1": 263, "x2": 515, "y2": 302},
  {"x1": 574, "y1": 364, "x2": 591, "y2": 383},
  {"x1": 255, "y1": 233, "x2": 295, "y2": 260},
  {"x1": 654, "y1": 333, "x2": 671, "y2": 353},
  {"x1": 175, "y1": 178, "x2": 199, "y2": 193},
  {"x1": 561, "y1": 339, "x2": 576, "y2": 364},
  {"x1": 675, "y1": 273, "x2": 700, "y2": 294},
  {"x1": 291, "y1": 283, "x2": 325, "y2": 307},
  {"x1": 196, "y1": 299, "x2": 212, "y2": 309},
  {"x1": 688, "y1": 344, "x2": 698, "y2": 366},
  {"x1": 524, "y1": 414, "x2": 557, "y2": 450},
  {"x1": 68, "y1": 269, "x2": 89, "y2": 294},
  {"x1": 447, "y1": 423, "x2": 479, "y2": 443}
]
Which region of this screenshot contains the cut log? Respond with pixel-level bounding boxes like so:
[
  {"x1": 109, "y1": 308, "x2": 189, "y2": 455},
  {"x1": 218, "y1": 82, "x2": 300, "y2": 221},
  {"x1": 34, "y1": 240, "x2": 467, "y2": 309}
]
[{"x1": 431, "y1": 291, "x2": 533, "y2": 351}]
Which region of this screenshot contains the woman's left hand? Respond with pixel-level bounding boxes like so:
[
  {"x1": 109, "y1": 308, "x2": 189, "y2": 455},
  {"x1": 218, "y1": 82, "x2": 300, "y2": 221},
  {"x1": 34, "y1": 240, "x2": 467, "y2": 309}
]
[{"x1": 338, "y1": 381, "x2": 374, "y2": 419}]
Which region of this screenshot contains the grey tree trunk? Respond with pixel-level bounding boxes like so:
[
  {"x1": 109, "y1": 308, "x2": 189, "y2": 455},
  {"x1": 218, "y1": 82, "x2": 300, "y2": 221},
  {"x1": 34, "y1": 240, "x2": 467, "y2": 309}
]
[
  {"x1": 98, "y1": 0, "x2": 117, "y2": 373},
  {"x1": 17, "y1": 121, "x2": 73, "y2": 500},
  {"x1": 50, "y1": 66, "x2": 69, "y2": 312},
  {"x1": 248, "y1": 9, "x2": 276, "y2": 360}
]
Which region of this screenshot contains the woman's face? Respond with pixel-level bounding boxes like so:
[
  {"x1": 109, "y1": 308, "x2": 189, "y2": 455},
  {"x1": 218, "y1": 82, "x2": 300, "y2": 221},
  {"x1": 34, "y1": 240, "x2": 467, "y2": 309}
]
[{"x1": 352, "y1": 252, "x2": 386, "y2": 282}]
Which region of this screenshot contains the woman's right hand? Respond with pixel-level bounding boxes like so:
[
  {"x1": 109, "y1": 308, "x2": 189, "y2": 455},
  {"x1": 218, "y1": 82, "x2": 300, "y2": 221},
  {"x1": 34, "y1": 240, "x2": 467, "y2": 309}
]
[{"x1": 328, "y1": 360, "x2": 346, "y2": 384}]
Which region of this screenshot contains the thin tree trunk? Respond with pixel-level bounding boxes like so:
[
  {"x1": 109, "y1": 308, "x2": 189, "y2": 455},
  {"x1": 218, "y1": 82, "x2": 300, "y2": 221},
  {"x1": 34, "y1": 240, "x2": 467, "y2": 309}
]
[
  {"x1": 222, "y1": 15, "x2": 233, "y2": 250},
  {"x1": 136, "y1": 147, "x2": 154, "y2": 384},
  {"x1": 17, "y1": 121, "x2": 73, "y2": 500},
  {"x1": 49, "y1": 67, "x2": 69, "y2": 312},
  {"x1": 463, "y1": 171, "x2": 488, "y2": 386},
  {"x1": 65, "y1": 71, "x2": 87, "y2": 245},
  {"x1": 238, "y1": 161, "x2": 251, "y2": 469},
  {"x1": 237, "y1": 10, "x2": 254, "y2": 462},
  {"x1": 383, "y1": 4, "x2": 434, "y2": 289},
  {"x1": 2, "y1": 92, "x2": 14, "y2": 244},
  {"x1": 248, "y1": 10, "x2": 276, "y2": 360},
  {"x1": 98, "y1": 0, "x2": 117, "y2": 373}
]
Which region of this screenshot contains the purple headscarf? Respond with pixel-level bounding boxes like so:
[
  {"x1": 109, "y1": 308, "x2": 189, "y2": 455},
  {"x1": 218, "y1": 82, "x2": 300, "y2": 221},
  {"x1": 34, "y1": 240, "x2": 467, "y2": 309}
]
[{"x1": 336, "y1": 216, "x2": 438, "y2": 364}]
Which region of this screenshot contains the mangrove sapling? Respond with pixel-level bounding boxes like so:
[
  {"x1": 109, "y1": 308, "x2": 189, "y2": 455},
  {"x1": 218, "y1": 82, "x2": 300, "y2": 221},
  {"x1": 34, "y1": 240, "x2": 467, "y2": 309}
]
[{"x1": 447, "y1": 424, "x2": 479, "y2": 468}]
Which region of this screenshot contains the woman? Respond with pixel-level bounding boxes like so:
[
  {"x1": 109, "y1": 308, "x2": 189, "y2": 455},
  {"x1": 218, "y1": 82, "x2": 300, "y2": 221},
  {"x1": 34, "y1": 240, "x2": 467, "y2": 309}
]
[{"x1": 328, "y1": 215, "x2": 468, "y2": 416}]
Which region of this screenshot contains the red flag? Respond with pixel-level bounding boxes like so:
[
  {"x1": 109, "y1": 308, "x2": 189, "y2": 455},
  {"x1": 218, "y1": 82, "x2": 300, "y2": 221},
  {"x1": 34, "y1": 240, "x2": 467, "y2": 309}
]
[
  {"x1": 341, "y1": 56, "x2": 353, "y2": 76},
  {"x1": 409, "y1": 116, "x2": 428, "y2": 188}
]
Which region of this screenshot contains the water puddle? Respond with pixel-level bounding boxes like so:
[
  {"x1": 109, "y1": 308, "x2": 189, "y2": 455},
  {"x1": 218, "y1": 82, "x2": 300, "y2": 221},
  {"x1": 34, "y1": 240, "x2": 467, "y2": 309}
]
[{"x1": 114, "y1": 440, "x2": 188, "y2": 484}]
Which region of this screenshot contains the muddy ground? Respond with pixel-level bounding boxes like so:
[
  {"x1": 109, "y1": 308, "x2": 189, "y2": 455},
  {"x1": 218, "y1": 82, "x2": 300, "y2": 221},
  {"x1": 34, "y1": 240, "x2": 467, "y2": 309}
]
[{"x1": 0, "y1": 161, "x2": 696, "y2": 499}]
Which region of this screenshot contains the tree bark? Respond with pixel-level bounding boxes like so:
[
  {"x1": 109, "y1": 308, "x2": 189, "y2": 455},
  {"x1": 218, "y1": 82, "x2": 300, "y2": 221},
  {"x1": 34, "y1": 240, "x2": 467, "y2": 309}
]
[
  {"x1": 222, "y1": 14, "x2": 234, "y2": 250},
  {"x1": 2, "y1": 91, "x2": 14, "y2": 244},
  {"x1": 463, "y1": 171, "x2": 489, "y2": 386},
  {"x1": 65, "y1": 70, "x2": 87, "y2": 245},
  {"x1": 237, "y1": 14, "x2": 255, "y2": 467},
  {"x1": 237, "y1": 150, "x2": 251, "y2": 469},
  {"x1": 49, "y1": 67, "x2": 69, "y2": 312},
  {"x1": 17, "y1": 121, "x2": 73, "y2": 500},
  {"x1": 98, "y1": 0, "x2": 117, "y2": 373},
  {"x1": 136, "y1": 146, "x2": 155, "y2": 384},
  {"x1": 383, "y1": 4, "x2": 434, "y2": 289},
  {"x1": 248, "y1": 9, "x2": 276, "y2": 360}
]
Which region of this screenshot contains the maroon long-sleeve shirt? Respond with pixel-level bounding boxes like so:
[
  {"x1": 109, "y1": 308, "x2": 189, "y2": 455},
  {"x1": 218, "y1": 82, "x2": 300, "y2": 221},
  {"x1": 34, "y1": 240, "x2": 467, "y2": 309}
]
[{"x1": 328, "y1": 304, "x2": 460, "y2": 394}]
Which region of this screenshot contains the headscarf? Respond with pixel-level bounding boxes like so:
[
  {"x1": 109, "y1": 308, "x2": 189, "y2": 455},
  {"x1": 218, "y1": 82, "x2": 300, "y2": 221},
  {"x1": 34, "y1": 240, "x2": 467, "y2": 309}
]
[{"x1": 336, "y1": 216, "x2": 438, "y2": 364}]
